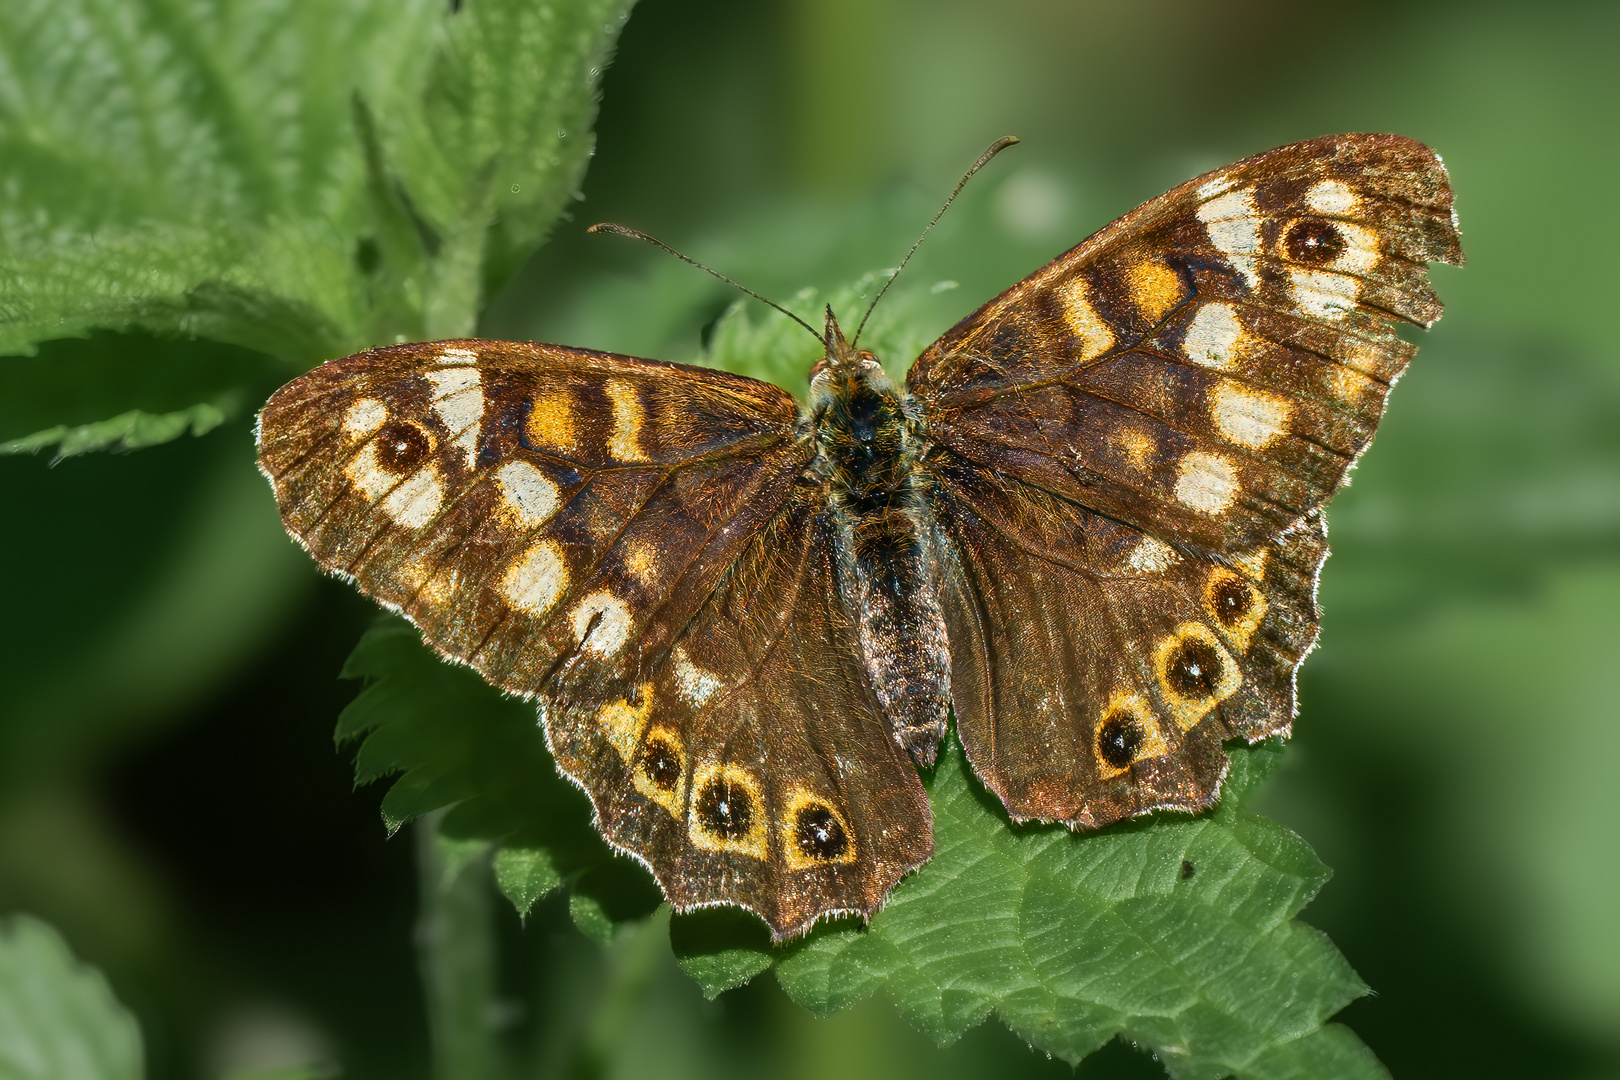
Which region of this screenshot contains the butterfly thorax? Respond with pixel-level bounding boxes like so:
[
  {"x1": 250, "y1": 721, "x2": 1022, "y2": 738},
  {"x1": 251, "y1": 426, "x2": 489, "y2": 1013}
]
[{"x1": 808, "y1": 316, "x2": 951, "y2": 766}]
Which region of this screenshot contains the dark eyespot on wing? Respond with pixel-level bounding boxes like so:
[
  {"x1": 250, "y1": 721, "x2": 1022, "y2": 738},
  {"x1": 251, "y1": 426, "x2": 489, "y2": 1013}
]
[
  {"x1": 696, "y1": 775, "x2": 755, "y2": 840},
  {"x1": 794, "y1": 804, "x2": 850, "y2": 862},
  {"x1": 1165, "y1": 637, "x2": 1224, "y2": 699}
]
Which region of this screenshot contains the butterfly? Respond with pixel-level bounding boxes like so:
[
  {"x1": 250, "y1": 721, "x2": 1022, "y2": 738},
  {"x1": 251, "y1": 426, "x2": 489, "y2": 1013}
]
[{"x1": 257, "y1": 133, "x2": 1461, "y2": 940}]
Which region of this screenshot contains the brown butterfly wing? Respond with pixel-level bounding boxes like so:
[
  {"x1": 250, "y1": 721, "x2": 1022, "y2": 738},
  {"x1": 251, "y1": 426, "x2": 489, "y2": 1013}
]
[
  {"x1": 543, "y1": 486, "x2": 931, "y2": 940},
  {"x1": 258, "y1": 340, "x2": 928, "y2": 938},
  {"x1": 909, "y1": 134, "x2": 1461, "y2": 824}
]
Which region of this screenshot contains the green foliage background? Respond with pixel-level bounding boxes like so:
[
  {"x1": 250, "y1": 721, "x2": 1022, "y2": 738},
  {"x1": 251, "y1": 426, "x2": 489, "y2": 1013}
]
[{"x1": 2, "y1": 0, "x2": 1618, "y2": 1078}]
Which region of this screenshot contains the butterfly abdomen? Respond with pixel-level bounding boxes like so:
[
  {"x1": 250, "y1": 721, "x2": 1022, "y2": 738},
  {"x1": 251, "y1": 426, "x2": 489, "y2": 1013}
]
[{"x1": 814, "y1": 367, "x2": 951, "y2": 767}]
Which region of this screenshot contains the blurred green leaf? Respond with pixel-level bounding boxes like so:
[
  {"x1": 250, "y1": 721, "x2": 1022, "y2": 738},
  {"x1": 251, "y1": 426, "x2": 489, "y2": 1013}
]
[
  {"x1": 492, "y1": 845, "x2": 562, "y2": 919},
  {"x1": 0, "y1": 914, "x2": 143, "y2": 1080}
]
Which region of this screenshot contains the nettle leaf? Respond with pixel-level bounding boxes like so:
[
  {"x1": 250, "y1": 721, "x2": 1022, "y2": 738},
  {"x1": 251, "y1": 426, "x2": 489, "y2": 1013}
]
[
  {"x1": 338, "y1": 618, "x2": 661, "y2": 934},
  {"x1": 0, "y1": 0, "x2": 634, "y2": 448},
  {"x1": 1, "y1": 404, "x2": 230, "y2": 459},
  {"x1": 671, "y1": 740, "x2": 1382, "y2": 1079},
  {"x1": 0, "y1": 914, "x2": 144, "y2": 1080}
]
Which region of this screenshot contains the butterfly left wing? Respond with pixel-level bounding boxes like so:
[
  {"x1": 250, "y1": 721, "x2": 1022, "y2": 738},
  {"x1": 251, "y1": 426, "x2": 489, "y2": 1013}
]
[
  {"x1": 257, "y1": 340, "x2": 929, "y2": 939},
  {"x1": 908, "y1": 134, "x2": 1461, "y2": 825}
]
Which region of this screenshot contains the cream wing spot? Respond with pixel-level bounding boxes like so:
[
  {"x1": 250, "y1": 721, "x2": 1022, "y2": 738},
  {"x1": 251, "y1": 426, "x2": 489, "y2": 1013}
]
[
  {"x1": 673, "y1": 646, "x2": 723, "y2": 706},
  {"x1": 1196, "y1": 187, "x2": 1260, "y2": 288},
  {"x1": 342, "y1": 398, "x2": 388, "y2": 440},
  {"x1": 343, "y1": 443, "x2": 393, "y2": 500},
  {"x1": 1329, "y1": 220, "x2": 1382, "y2": 276},
  {"x1": 1125, "y1": 536, "x2": 1179, "y2": 574},
  {"x1": 500, "y1": 539, "x2": 568, "y2": 616},
  {"x1": 1054, "y1": 277, "x2": 1115, "y2": 360},
  {"x1": 1210, "y1": 383, "x2": 1292, "y2": 449},
  {"x1": 572, "y1": 591, "x2": 632, "y2": 657},
  {"x1": 427, "y1": 368, "x2": 483, "y2": 468},
  {"x1": 1289, "y1": 268, "x2": 1360, "y2": 320},
  {"x1": 496, "y1": 460, "x2": 561, "y2": 527},
  {"x1": 604, "y1": 379, "x2": 650, "y2": 462},
  {"x1": 437, "y1": 346, "x2": 478, "y2": 364},
  {"x1": 1304, "y1": 178, "x2": 1359, "y2": 216},
  {"x1": 1182, "y1": 302, "x2": 1244, "y2": 371},
  {"x1": 1174, "y1": 451, "x2": 1239, "y2": 514},
  {"x1": 378, "y1": 465, "x2": 445, "y2": 529}
]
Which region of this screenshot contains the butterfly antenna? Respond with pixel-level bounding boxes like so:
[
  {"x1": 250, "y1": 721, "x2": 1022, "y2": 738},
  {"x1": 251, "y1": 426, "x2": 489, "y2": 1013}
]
[
  {"x1": 850, "y1": 135, "x2": 1021, "y2": 350},
  {"x1": 587, "y1": 222, "x2": 823, "y2": 345}
]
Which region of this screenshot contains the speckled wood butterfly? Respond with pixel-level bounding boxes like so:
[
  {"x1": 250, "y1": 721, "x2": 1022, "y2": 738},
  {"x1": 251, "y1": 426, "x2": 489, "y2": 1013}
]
[{"x1": 257, "y1": 134, "x2": 1461, "y2": 939}]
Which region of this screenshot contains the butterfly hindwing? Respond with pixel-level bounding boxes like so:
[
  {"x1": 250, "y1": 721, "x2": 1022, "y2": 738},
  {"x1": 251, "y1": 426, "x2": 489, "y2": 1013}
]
[
  {"x1": 912, "y1": 134, "x2": 1460, "y2": 824},
  {"x1": 544, "y1": 488, "x2": 932, "y2": 939}
]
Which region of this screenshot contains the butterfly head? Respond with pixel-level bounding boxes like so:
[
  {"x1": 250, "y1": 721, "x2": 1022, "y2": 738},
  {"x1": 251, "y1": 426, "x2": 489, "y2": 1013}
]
[{"x1": 810, "y1": 305, "x2": 888, "y2": 402}]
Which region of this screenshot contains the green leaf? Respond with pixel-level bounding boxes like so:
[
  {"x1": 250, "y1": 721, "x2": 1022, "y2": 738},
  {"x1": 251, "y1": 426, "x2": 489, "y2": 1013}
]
[
  {"x1": 673, "y1": 738, "x2": 1382, "y2": 1079},
  {"x1": 493, "y1": 845, "x2": 562, "y2": 919},
  {"x1": 0, "y1": 914, "x2": 143, "y2": 1080},
  {"x1": 337, "y1": 618, "x2": 660, "y2": 933},
  {"x1": 667, "y1": 907, "x2": 776, "y2": 1000},
  {"x1": 0, "y1": 0, "x2": 636, "y2": 427},
  {"x1": 377, "y1": 0, "x2": 636, "y2": 338},
  {"x1": 1, "y1": 402, "x2": 229, "y2": 459}
]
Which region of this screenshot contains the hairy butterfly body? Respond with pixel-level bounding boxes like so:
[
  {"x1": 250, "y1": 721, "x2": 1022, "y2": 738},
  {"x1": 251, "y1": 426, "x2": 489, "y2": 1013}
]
[{"x1": 258, "y1": 134, "x2": 1461, "y2": 939}]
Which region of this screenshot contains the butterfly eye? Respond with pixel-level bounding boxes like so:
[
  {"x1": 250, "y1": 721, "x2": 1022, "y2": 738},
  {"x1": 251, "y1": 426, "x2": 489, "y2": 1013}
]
[
  {"x1": 374, "y1": 421, "x2": 433, "y2": 474},
  {"x1": 793, "y1": 804, "x2": 850, "y2": 862},
  {"x1": 1282, "y1": 219, "x2": 1348, "y2": 265}
]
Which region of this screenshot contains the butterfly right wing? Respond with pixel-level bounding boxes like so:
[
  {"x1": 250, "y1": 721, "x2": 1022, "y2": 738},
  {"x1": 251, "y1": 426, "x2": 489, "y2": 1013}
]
[{"x1": 907, "y1": 135, "x2": 1460, "y2": 827}]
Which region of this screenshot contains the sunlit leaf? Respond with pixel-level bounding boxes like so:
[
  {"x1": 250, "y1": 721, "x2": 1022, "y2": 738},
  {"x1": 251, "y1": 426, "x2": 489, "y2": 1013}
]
[{"x1": 672, "y1": 740, "x2": 1384, "y2": 1079}]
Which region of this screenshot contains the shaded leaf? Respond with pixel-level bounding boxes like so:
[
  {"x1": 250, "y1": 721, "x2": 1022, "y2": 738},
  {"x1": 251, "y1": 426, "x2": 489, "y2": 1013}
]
[
  {"x1": 0, "y1": 914, "x2": 143, "y2": 1080},
  {"x1": 493, "y1": 846, "x2": 562, "y2": 919},
  {"x1": 338, "y1": 618, "x2": 658, "y2": 931},
  {"x1": 1, "y1": 402, "x2": 230, "y2": 459}
]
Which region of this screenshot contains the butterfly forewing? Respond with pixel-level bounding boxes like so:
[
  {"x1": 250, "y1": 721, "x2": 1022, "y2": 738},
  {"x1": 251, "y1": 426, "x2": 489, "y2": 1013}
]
[
  {"x1": 911, "y1": 134, "x2": 1460, "y2": 824},
  {"x1": 259, "y1": 340, "x2": 806, "y2": 694}
]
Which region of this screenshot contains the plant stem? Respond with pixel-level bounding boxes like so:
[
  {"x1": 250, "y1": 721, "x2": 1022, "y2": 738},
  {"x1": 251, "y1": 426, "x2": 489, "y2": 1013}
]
[{"x1": 416, "y1": 816, "x2": 504, "y2": 1080}]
